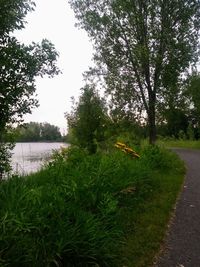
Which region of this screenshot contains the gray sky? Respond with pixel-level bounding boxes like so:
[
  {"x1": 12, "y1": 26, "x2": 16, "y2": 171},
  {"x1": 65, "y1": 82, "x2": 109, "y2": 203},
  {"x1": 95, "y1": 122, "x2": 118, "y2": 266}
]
[{"x1": 14, "y1": 0, "x2": 94, "y2": 134}]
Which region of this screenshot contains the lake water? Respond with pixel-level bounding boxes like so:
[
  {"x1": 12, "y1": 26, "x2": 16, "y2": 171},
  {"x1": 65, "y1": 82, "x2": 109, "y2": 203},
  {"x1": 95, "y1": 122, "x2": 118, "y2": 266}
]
[{"x1": 11, "y1": 142, "x2": 69, "y2": 175}]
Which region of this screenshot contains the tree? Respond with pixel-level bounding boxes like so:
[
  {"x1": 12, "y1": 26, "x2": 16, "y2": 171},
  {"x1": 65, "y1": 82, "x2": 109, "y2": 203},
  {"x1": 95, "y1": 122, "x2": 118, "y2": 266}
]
[
  {"x1": 66, "y1": 85, "x2": 107, "y2": 153},
  {"x1": 40, "y1": 123, "x2": 62, "y2": 141},
  {"x1": 186, "y1": 74, "x2": 200, "y2": 138},
  {"x1": 166, "y1": 109, "x2": 189, "y2": 138},
  {"x1": 16, "y1": 122, "x2": 41, "y2": 142},
  {"x1": 0, "y1": 0, "x2": 59, "y2": 176},
  {"x1": 16, "y1": 122, "x2": 62, "y2": 142},
  {"x1": 156, "y1": 80, "x2": 190, "y2": 138},
  {"x1": 69, "y1": 0, "x2": 200, "y2": 144}
]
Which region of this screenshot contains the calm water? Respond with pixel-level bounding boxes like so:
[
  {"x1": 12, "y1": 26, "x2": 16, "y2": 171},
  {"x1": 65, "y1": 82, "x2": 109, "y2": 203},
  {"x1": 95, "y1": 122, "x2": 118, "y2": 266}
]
[{"x1": 11, "y1": 142, "x2": 69, "y2": 175}]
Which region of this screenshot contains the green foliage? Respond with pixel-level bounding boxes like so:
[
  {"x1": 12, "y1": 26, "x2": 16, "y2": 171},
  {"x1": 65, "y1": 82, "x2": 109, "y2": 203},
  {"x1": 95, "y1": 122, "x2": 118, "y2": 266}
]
[
  {"x1": 185, "y1": 74, "x2": 200, "y2": 138},
  {"x1": 164, "y1": 109, "x2": 189, "y2": 138},
  {"x1": 157, "y1": 72, "x2": 200, "y2": 140},
  {"x1": 178, "y1": 130, "x2": 187, "y2": 140},
  {"x1": 66, "y1": 85, "x2": 108, "y2": 153},
  {"x1": 187, "y1": 74, "x2": 200, "y2": 116},
  {"x1": 0, "y1": 145, "x2": 184, "y2": 266},
  {"x1": 141, "y1": 145, "x2": 184, "y2": 172},
  {"x1": 0, "y1": 143, "x2": 13, "y2": 179},
  {"x1": 115, "y1": 132, "x2": 141, "y2": 150},
  {"x1": 0, "y1": 148, "x2": 147, "y2": 266},
  {"x1": 0, "y1": 38, "x2": 59, "y2": 127},
  {"x1": 0, "y1": 37, "x2": 60, "y2": 129},
  {"x1": 0, "y1": 0, "x2": 60, "y2": 175},
  {"x1": 187, "y1": 122, "x2": 195, "y2": 140},
  {"x1": 15, "y1": 122, "x2": 62, "y2": 142},
  {"x1": 0, "y1": 129, "x2": 16, "y2": 179},
  {"x1": 0, "y1": 0, "x2": 35, "y2": 35},
  {"x1": 69, "y1": 0, "x2": 200, "y2": 144},
  {"x1": 157, "y1": 139, "x2": 200, "y2": 150}
]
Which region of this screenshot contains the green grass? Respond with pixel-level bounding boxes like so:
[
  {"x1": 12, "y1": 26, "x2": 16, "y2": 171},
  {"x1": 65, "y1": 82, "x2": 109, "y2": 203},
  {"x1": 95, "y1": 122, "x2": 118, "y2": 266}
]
[
  {"x1": 157, "y1": 139, "x2": 200, "y2": 149},
  {"x1": 120, "y1": 171, "x2": 183, "y2": 267},
  {"x1": 0, "y1": 145, "x2": 185, "y2": 266}
]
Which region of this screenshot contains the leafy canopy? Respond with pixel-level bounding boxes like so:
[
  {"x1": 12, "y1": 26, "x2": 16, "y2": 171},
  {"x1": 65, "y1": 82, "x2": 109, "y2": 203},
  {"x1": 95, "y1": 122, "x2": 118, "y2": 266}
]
[
  {"x1": 66, "y1": 85, "x2": 107, "y2": 153},
  {"x1": 0, "y1": 0, "x2": 60, "y2": 176},
  {"x1": 69, "y1": 0, "x2": 200, "y2": 143},
  {"x1": 15, "y1": 122, "x2": 62, "y2": 142},
  {"x1": 0, "y1": 0, "x2": 60, "y2": 129}
]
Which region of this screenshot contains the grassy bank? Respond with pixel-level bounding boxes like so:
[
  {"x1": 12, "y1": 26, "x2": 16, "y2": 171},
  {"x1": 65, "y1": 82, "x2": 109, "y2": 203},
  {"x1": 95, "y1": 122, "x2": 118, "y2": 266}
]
[
  {"x1": 158, "y1": 139, "x2": 200, "y2": 149},
  {"x1": 0, "y1": 145, "x2": 185, "y2": 266}
]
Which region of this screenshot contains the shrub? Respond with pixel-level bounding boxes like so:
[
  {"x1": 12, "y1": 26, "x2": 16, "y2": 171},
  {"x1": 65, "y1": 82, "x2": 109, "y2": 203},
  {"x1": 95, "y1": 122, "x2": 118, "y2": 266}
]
[{"x1": 141, "y1": 145, "x2": 184, "y2": 173}]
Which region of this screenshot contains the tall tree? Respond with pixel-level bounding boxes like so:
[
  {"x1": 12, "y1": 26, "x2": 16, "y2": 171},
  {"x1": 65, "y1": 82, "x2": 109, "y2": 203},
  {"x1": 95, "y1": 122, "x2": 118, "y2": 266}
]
[
  {"x1": 66, "y1": 85, "x2": 107, "y2": 153},
  {"x1": 0, "y1": 0, "x2": 59, "y2": 176},
  {"x1": 69, "y1": 0, "x2": 200, "y2": 144}
]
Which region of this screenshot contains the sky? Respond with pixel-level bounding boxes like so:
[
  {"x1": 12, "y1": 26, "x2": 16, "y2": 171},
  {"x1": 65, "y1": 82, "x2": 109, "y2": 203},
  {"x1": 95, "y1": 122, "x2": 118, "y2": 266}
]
[{"x1": 14, "y1": 0, "x2": 94, "y2": 134}]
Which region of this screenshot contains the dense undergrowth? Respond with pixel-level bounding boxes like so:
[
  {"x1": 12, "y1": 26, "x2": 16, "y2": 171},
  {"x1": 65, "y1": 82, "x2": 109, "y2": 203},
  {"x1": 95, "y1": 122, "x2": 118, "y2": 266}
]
[{"x1": 0, "y1": 145, "x2": 185, "y2": 266}]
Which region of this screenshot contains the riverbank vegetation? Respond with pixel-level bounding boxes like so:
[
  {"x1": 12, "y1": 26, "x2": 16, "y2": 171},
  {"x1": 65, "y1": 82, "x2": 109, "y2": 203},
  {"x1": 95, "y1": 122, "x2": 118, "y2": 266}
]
[
  {"x1": 0, "y1": 1, "x2": 199, "y2": 266},
  {"x1": 15, "y1": 122, "x2": 62, "y2": 142},
  {"x1": 0, "y1": 145, "x2": 185, "y2": 266},
  {"x1": 1, "y1": 0, "x2": 200, "y2": 176}
]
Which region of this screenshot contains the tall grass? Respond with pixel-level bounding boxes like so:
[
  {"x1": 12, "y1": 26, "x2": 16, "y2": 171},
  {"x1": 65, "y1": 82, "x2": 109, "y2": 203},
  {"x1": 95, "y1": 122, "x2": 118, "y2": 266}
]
[
  {"x1": 157, "y1": 139, "x2": 200, "y2": 149},
  {"x1": 0, "y1": 145, "x2": 185, "y2": 266}
]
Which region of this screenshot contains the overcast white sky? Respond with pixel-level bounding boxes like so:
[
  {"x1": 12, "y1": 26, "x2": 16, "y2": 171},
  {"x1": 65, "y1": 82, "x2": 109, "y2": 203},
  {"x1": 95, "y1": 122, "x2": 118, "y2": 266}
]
[{"x1": 14, "y1": 0, "x2": 94, "y2": 134}]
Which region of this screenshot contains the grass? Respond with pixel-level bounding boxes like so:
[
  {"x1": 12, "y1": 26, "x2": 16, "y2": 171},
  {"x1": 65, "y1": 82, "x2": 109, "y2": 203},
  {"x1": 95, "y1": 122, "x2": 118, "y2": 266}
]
[
  {"x1": 120, "y1": 171, "x2": 183, "y2": 267},
  {"x1": 157, "y1": 139, "x2": 200, "y2": 149},
  {"x1": 0, "y1": 145, "x2": 185, "y2": 266}
]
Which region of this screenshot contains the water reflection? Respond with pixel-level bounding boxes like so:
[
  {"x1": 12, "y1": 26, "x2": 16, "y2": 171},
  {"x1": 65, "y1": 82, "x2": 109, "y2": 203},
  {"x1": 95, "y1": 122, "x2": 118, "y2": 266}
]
[{"x1": 11, "y1": 142, "x2": 68, "y2": 175}]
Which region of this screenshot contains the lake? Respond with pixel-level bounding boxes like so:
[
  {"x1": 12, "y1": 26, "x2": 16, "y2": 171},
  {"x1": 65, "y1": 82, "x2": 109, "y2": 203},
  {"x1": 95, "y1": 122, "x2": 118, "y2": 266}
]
[{"x1": 11, "y1": 142, "x2": 69, "y2": 175}]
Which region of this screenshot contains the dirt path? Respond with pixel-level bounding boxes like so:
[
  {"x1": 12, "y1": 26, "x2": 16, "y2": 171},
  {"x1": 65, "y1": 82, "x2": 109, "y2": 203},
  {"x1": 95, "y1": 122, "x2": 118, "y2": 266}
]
[{"x1": 155, "y1": 148, "x2": 200, "y2": 267}]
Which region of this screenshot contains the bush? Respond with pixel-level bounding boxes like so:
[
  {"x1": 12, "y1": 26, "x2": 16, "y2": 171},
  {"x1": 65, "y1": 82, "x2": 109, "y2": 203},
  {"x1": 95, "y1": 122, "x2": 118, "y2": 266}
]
[{"x1": 141, "y1": 145, "x2": 184, "y2": 173}]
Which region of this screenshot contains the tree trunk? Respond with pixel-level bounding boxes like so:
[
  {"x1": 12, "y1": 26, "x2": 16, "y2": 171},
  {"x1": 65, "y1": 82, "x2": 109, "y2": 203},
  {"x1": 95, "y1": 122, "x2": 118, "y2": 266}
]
[{"x1": 148, "y1": 94, "x2": 156, "y2": 145}]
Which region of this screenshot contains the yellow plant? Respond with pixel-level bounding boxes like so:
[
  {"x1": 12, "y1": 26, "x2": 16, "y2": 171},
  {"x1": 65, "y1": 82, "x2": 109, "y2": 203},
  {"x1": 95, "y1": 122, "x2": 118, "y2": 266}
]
[{"x1": 115, "y1": 142, "x2": 140, "y2": 159}]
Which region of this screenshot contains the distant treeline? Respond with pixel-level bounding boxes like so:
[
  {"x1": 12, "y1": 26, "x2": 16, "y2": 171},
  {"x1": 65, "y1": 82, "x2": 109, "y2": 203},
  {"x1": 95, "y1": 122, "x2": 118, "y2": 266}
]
[{"x1": 15, "y1": 122, "x2": 63, "y2": 142}]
